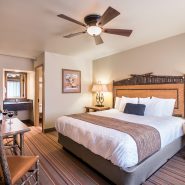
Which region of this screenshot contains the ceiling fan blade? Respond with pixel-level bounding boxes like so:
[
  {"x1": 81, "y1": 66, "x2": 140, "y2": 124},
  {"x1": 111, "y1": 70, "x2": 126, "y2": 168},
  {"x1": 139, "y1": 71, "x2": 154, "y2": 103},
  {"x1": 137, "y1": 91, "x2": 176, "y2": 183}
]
[
  {"x1": 103, "y1": 29, "x2": 132, "y2": 37},
  {"x1": 98, "y1": 7, "x2": 120, "y2": 26},
  {"x1": 57, "y1": 14, "x2": 86, "y2": 27},
  {"x1": 94, "y1": 35, "x2": 104, "y2": 45},
  {"x1": 64, "y1": 31, "x2": 86, "y2": 38}
]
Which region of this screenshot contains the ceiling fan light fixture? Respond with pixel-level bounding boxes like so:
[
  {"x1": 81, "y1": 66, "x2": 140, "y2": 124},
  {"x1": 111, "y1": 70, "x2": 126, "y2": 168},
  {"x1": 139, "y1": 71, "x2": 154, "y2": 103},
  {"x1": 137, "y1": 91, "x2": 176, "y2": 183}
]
[
  {"x1": 58, "y1": 7, "x2": 132, "y2": 44},
  {"x1": 87, "y1": 26, "x2": 102, "y2": 36}
]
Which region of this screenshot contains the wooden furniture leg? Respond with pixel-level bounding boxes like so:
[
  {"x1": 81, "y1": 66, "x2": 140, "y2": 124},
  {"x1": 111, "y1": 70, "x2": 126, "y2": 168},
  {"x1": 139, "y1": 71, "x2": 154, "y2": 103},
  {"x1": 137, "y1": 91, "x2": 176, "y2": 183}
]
[{"x1": 20, "y1": 133, "x2": 24, "y2": 155}]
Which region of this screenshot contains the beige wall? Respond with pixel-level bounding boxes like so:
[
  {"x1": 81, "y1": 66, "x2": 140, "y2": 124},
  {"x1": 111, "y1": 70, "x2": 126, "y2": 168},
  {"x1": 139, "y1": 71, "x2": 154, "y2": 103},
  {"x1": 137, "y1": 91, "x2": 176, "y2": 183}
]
[
  {"x1": 0, "y1": 54, "x2": 34, "y2": 110},
  {"x1": 34, "y1": 53, "x2": 44, "y2": 68},
  {"x1": 27, "y1": 71, "x2": 35, "y2": 121},
  {"x1": 93, "y1": 33, "x2": 185, "y2": 107},
  {"x1": 44, "y1": 52, "x2": 92, "y2": 129}
]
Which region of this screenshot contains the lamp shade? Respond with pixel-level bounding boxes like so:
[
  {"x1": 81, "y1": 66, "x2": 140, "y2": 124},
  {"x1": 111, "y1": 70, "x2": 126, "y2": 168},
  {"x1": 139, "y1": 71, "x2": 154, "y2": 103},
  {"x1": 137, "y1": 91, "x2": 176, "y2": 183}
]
[{"x1": 92, "y1": 84, "x2": 108, "y2": 92}]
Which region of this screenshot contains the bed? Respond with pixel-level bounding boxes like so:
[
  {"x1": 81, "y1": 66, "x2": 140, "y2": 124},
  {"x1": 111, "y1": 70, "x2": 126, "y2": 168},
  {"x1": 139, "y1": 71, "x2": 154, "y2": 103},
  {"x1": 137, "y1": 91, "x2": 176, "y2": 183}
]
[{"x1": 56, "y1": 73, "x2": 185, "y2": 185}]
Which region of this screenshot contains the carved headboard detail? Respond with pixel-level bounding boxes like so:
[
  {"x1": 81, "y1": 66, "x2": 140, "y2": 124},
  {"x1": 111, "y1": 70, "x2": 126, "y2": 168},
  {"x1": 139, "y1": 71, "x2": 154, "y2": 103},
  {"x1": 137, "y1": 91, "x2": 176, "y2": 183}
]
[
  {"x1": 113, "y1": 73, "x2": 184, "y2": 86},
  {"x1": 113, "y1": 73, "x2": 185, "y2": 117}
]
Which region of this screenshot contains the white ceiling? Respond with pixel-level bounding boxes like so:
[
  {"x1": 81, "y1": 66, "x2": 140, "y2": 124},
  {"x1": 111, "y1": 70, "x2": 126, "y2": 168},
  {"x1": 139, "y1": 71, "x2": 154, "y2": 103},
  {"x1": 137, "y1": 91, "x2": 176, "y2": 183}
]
[{"x1": 0, "y1": 0, "x2": 185, "y2": 60}]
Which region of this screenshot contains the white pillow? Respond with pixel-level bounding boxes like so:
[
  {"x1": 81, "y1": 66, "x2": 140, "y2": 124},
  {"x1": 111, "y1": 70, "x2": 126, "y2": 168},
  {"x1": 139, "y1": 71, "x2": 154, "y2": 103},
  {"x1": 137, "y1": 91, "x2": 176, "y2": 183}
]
[
  {"x1": 114, "y1": 97, "x2": 121, "y2": 110},
  {"x1": 119, "y1": 96, "x2": 138, "y2": 112},
  {"x1": 152, "y1": 97, "x2": 176, "y2": 117},
  {"x1": 144, "y1": 98, "x2": 165, "y2": 117},
  {"x1": 139, "y1": 97, "x2": 151, "y2": 105}
]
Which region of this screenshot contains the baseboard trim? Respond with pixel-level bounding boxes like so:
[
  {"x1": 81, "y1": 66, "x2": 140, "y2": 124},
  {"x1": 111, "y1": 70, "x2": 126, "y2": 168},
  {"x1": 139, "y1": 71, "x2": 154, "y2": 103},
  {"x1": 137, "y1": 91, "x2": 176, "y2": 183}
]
[{"x1": 44, "y1": 127, "x2": 56, "y2": 133}]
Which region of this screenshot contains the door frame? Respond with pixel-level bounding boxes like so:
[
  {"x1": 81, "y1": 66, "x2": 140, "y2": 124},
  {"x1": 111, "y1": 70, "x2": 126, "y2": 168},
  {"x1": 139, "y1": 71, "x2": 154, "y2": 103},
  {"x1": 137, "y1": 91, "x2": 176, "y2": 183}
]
[{"x1": 34, "y1": 64, "x2": 45, "y2": 131}]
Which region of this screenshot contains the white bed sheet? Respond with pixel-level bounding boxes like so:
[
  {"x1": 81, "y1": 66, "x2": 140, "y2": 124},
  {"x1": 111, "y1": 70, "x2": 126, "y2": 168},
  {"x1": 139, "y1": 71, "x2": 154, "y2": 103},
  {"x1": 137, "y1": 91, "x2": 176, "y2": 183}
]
[{"x1": 55, "y1": 109, "x2": 185, "y2": 169}]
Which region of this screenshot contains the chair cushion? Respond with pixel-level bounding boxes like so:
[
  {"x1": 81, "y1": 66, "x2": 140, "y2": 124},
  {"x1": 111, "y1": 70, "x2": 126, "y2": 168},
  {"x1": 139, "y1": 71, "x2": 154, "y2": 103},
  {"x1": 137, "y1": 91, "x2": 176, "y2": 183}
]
[{"x1": 7, "y1": 156, "x2": 39, "y2": 184}]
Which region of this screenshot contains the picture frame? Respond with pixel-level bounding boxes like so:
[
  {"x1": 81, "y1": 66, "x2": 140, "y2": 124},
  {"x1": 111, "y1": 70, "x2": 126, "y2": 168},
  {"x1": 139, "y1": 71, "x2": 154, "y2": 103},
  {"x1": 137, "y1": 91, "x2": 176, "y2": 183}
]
[{"x1": 62, "y1": 69, "x2": 81, "y2": 93}]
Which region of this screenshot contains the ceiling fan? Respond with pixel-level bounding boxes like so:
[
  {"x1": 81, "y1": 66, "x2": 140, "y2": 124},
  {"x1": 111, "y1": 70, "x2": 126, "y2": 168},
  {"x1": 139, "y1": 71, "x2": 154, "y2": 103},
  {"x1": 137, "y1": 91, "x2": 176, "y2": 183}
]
[{"x1": 57, "y1": 6, "x2": 133, "y2": 45}]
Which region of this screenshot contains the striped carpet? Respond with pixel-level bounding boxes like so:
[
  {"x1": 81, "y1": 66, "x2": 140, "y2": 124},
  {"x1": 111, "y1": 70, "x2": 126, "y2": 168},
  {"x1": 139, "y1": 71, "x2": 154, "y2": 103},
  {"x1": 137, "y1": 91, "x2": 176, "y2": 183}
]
[{"x1": 22, "y1": 127, "x2": 185, "y2": 185}]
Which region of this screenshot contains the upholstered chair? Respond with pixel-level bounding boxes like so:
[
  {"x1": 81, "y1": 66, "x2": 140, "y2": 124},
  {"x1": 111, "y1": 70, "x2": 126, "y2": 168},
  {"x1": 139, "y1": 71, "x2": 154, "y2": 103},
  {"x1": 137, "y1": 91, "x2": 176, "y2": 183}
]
[{"x1": 0, "y1": 126, "x2": 39, "y2": 185}]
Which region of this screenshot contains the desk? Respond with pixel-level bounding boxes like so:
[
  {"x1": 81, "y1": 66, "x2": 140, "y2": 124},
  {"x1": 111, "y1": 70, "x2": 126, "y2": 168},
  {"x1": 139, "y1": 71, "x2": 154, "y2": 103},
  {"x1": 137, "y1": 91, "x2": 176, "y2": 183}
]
[{"x1": 1, "y1": 118, "x2": 30, "y2": 155}]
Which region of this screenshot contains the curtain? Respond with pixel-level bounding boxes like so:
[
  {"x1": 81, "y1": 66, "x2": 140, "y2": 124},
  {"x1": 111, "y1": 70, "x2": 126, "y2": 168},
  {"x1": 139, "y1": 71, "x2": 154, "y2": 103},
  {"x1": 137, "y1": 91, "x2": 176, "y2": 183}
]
[{"x1": 7, "y1": 81, "x2": 21, "y2": 98}]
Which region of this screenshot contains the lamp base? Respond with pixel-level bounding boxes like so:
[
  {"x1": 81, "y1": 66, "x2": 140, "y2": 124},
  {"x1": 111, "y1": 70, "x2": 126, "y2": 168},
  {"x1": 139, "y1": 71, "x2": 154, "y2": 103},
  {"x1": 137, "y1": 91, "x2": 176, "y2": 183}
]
[{"x1": 95, "y1": 104, "x2": 104, "y2": 107}]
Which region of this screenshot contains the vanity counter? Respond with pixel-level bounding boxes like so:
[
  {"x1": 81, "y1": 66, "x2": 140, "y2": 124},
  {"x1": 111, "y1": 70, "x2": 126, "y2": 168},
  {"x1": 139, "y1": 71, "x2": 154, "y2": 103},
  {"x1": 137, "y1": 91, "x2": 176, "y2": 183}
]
[{"x1": 3, "y1": 100, "x2": 33, "y2": 111}]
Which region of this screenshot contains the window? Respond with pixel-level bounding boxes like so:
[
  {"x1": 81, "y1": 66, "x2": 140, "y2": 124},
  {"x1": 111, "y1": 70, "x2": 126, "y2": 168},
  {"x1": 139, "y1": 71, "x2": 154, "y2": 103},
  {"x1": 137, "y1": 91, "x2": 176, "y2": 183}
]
[
  {"x1": 7, "y1": 81, "x2": 21, "y2": 98},
  {"x1": 5, "y1": 71, "x2": 27, "y2": 99}
]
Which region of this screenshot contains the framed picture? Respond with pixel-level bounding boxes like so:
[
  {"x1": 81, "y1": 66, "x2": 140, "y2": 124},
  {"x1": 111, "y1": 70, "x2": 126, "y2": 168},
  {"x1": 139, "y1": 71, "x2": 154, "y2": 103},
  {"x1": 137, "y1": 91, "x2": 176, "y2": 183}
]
[{"x1": 62, "y1": 69, "x2": 81, "y2": 93}]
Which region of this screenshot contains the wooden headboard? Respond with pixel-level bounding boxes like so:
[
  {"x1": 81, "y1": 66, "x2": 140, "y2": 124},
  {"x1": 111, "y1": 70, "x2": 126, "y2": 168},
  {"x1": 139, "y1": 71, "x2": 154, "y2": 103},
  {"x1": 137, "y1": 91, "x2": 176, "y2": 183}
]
[{"x1": 113, "y1": 73, "x2": 185, "y2": 117}]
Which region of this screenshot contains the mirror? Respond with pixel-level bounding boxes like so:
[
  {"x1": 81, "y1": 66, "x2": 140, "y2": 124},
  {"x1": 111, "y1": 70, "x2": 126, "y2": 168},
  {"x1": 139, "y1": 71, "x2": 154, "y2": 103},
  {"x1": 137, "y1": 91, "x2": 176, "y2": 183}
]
[{"x1": 5, "y1": 71, "x2": 27, "y2": 99}]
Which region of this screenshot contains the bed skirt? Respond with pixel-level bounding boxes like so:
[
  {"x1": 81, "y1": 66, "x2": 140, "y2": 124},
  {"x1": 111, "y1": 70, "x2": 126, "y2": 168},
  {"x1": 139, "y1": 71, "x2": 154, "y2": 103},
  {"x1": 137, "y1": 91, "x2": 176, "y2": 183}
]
[{"x1": 58, "y1": 133, "x2": 185, "y2": 185}]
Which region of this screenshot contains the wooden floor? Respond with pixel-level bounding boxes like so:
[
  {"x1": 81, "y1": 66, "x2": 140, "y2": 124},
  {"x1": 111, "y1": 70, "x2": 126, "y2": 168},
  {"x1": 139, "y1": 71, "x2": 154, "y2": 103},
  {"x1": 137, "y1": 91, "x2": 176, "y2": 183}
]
[{"x1": 22, "y1": 127, "x2": 185, "y2": 185}]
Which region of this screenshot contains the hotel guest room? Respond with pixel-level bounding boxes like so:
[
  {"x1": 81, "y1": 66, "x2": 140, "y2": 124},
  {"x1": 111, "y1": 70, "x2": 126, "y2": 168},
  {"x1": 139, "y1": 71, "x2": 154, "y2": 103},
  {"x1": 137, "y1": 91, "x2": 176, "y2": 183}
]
[{"x1": 0, "y1": 0, "x2": 185, "y2": 185}]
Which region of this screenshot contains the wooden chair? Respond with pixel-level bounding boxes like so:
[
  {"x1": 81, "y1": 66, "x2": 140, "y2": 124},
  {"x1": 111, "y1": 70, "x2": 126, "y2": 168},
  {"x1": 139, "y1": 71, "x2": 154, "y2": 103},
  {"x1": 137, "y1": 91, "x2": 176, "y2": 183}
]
[{"x1": 0, "y1": 126, "x2": 39, "y2": 185}]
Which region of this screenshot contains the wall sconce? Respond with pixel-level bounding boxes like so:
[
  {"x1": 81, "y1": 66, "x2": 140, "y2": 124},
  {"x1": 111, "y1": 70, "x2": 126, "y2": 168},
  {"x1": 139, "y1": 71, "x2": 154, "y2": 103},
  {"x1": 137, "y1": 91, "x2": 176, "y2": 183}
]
[{"x1": 92, "y1": 82, "x2": 109, "y2": 107}]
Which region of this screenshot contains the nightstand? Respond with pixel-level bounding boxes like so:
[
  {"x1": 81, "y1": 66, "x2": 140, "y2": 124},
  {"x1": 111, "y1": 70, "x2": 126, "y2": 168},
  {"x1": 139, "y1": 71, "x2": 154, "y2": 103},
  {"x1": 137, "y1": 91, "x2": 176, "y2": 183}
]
[{"x1": 85, "y1": 106, "x2": 110, "y2": 113}]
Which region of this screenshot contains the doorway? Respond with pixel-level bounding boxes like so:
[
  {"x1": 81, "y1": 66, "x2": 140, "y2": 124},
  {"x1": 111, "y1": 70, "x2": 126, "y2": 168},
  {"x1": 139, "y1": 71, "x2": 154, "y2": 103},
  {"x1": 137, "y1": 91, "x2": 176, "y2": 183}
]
[{"x1": 35, "y1": 65, "x2": 44, "y2": 130}]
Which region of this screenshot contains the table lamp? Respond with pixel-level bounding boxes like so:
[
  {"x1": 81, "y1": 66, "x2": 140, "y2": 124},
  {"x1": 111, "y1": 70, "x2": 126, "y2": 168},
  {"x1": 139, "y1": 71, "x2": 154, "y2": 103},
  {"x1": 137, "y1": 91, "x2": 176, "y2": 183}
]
[{"x1": 92, "y1": 82, "x2": 109, "y2": 107}]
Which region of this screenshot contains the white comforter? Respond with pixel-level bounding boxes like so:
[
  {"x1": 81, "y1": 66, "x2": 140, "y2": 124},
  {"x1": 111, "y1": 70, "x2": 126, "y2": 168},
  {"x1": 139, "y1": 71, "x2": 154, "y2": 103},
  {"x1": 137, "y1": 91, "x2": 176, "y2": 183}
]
[{"x1": 55, "y1": 109, "x2": 185, "y2": 169}]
